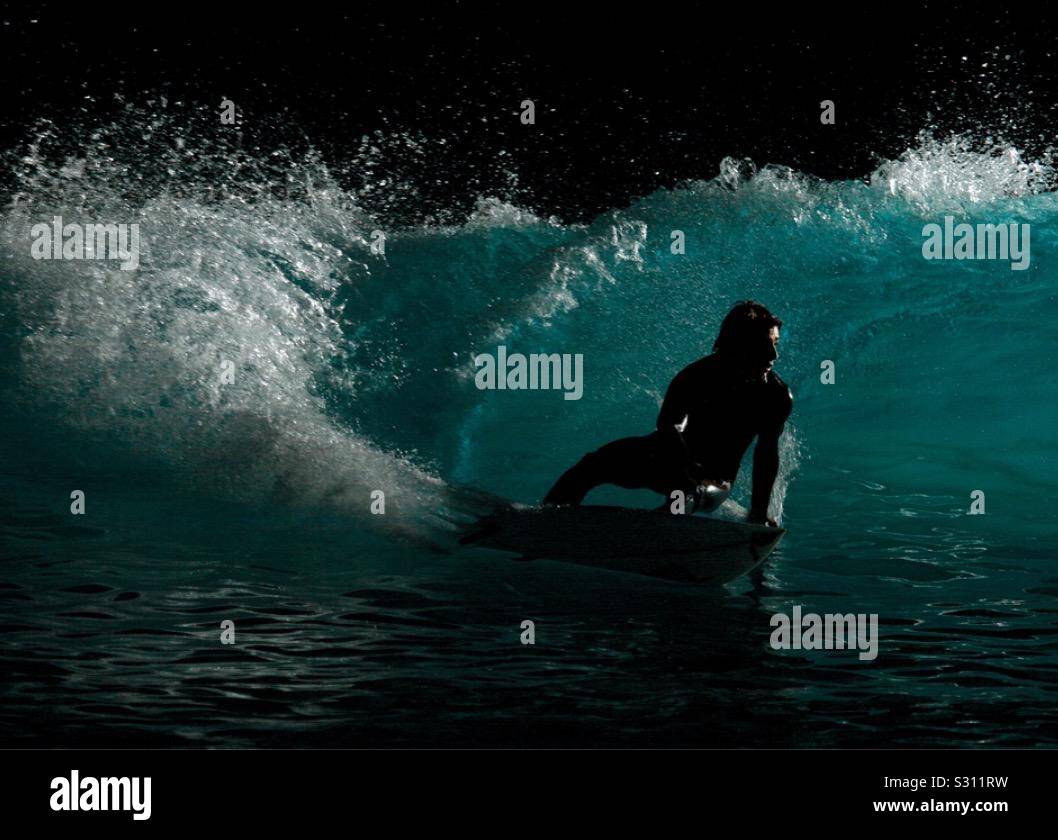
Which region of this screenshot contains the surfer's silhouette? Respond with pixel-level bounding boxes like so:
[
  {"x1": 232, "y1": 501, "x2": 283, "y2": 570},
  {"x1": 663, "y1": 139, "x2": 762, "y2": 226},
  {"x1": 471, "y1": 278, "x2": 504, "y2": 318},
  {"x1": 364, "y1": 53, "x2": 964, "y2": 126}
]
[{"x1": 542, "y1": 301, "x2": 792, "y2": 526}]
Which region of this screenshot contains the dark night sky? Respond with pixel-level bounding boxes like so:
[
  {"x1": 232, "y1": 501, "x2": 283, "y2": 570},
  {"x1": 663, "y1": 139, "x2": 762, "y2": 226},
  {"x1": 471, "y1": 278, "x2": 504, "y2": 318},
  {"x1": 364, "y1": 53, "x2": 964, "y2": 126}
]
[{"x1": 3, "y1": 3, "x2": 1058, "y2": 221}]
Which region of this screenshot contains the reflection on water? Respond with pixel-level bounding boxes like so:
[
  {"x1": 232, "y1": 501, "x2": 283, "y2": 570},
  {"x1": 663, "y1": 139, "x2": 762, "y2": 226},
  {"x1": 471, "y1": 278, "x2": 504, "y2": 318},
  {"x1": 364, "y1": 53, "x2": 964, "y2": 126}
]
[{"x1": 2, "y1": 479, "x2": 1056, "y2": 748}]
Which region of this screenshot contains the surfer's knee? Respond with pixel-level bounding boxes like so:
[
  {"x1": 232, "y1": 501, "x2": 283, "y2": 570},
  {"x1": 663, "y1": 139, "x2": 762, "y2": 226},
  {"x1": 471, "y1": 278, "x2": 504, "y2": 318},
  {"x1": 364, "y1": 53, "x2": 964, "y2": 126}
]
[{"x1": 692, "y1": 480, "x2": 732, "y2": 513}]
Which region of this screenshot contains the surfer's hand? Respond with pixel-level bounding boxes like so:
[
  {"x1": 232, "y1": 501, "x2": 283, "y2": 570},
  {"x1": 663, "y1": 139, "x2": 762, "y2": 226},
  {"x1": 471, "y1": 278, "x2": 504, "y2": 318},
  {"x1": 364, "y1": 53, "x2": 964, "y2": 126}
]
[{"x1": 747, "y1": 511, "x2": 778, "y2": 528}]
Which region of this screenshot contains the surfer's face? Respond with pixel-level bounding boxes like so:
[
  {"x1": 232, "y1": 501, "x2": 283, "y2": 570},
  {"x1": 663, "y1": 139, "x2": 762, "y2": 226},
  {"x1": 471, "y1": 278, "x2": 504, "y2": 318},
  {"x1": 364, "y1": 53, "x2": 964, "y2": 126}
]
[{"x1": 743, "y1": 326, "x2": 780, "y2": 375}]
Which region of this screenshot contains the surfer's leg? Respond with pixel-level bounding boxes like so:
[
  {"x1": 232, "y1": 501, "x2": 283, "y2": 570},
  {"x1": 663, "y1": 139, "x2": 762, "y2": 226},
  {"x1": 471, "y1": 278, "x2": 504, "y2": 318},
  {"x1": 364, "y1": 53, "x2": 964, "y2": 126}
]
[{"x1": 542, "y1": 435, "x2": 658, "y2": 505}]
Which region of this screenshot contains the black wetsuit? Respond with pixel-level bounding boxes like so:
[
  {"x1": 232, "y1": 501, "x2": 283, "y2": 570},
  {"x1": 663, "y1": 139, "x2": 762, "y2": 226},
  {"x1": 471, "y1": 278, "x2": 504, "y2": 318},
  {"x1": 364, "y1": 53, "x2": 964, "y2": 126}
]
[{"x1": 542, "y1": 353, "x2": 793, "y2": 507}]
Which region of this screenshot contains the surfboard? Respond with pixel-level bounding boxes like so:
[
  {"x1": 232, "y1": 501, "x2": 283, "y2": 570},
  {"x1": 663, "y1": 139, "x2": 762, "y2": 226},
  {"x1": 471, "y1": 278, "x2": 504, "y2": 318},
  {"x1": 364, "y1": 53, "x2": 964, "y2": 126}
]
[{"x1": 459, "y1": 504, "x2": 785, "y2": 585}]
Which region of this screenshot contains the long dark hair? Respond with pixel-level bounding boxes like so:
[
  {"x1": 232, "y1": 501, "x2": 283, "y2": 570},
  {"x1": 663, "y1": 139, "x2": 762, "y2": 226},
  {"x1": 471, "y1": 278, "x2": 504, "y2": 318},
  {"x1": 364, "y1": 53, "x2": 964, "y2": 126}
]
[{"x1": 713, "y1": 301, "x2": 782, "y2": 354}]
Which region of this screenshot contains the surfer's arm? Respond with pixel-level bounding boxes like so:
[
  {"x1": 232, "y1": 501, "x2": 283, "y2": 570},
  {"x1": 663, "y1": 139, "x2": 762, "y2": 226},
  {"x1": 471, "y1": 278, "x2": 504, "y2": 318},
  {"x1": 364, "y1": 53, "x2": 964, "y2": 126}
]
[
  {"x1": 748, "y1": 385, "x2": 792, "y2": 526},
  {"x1": 748, "y1": 430, "x2": 780, "y2": 525}
]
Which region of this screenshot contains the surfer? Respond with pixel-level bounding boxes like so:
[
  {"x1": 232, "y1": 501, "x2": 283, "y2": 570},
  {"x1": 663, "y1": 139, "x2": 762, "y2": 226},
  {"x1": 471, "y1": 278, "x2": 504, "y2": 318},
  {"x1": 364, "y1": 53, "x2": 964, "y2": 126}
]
[{"x1": 542, "y1": 301, "x2": 792, "y2": 526}]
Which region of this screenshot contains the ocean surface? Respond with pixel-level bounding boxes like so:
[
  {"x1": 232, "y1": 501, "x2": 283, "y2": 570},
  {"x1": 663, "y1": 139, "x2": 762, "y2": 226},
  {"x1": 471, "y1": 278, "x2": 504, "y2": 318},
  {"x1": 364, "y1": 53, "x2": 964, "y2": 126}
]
[{"x1": 1, "y1": 126, "x2": 1056, "y2": 747}]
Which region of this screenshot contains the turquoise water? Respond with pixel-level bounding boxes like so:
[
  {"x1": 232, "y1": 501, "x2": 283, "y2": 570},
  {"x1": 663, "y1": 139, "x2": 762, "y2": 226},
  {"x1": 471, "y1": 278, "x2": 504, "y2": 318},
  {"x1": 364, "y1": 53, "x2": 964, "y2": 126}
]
[{"x1": 1, "y1": 130, "x2": 1056, "y2": 746}]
